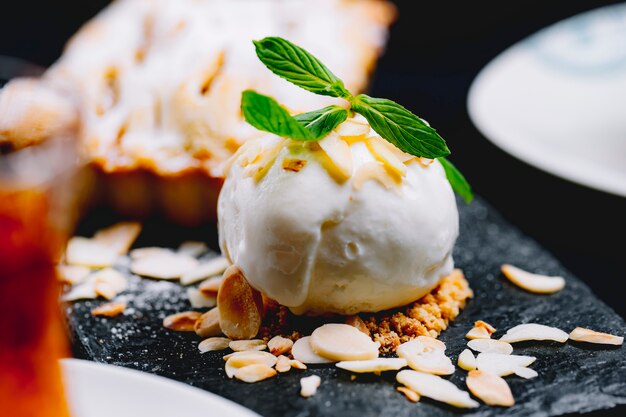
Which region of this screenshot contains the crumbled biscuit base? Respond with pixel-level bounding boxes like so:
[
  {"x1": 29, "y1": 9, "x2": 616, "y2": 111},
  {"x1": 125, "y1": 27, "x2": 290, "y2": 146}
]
[{"x1": 259, "y1": 269, "x2": 472, "y2": 353}]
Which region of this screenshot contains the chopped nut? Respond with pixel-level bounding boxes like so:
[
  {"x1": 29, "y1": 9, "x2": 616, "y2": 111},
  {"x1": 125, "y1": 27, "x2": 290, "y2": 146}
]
[
  {"x1": 56, "y1": 264, "x2": 91, "y2": 285},
  {"x1": 217, "y1": 265, "x2": 264, "y2": 340},
  {"x1": 267, "y1": 336, "x2": 293, "y2": 356},
  {"x1": 177, "y1": 241, "x2": 208, "y2": 257},
  {"x1": 180, "y1": 257, "x2": 230, "y2": 285},
  {"x1": 500, "y1": 323, "x2": 568, "y2": 343},
  {"x1": 289, "y1": 359, "x2": 307, "y2": 370},
  {"x1": 466, "y1": 326, "x2": 491, "y2": 340},
  {"x1": 467, "y1": 339, "x2": 513, "y2": 355},
  {"x1": 396, "y1": 370, "x2": 479, "y2": 409},
  {"x1": 66, "y1": 237, "x2": 118, "y2": 268},
  {"x1": 275, "y1": 355, "x2": 292, "y2": 373},
  {"x1": 476, "y1": 353, "x2": 536, "y2": 377},
  {"x1": 194, "y1": 307, "x2": 222, "y2": 338},
  {"x1": 91, "y1": 302, "x2": 126, "y2": 317},
  {"x1": 198, "y1": 276, "x2": 223, "y2": 296},
  {"x1": 336, "y1": 358, "x2": 407, "y2": 374},
  {"x1": 291, "y1": 336, "x2": 333, "y2": 364},
  {"x1": 310, "y1": 323, "x2": 379, "y2": 361},
  {"x1": 300, "y1": 375, "x2": 321, "y2": 398},
  {"x1": 569, "y1": 327, "x2": 624, "y2": 346},
  {"x1": 466, "y1": 370, "x2": 515, "y2": 407},
  {"x1": 187, "y1": 288, "x2": 217, "y2": 309},
  {"x1": 501, "y1": 264, "x2": 565, "y2": 294},
  {"x1": 282, "y1": 158, "x2": 308, "y2": 172},
  {"x1": 458, "y1": 349, "x2": 477, "y2": 371},
  {"x1": 131, "y1": 252, "x2": 198, "y2": 280},
  {"x1": 225, "y1": 351, "x2": 277, "y2": 378},
  {"x1": 345, "y1": 315, "x2": 370, "y2": 336},
  {"x1": 93, "y1": 221, "x2": 142, "y2": 255},
  {"x1": 397, "y1": 339, "x2": 454, "y2": 375},
  {"x1": 198, "y1": 337, "x2": 231, "y2": 353},
  {"x1": 163, "y1": 311, "x2": 202, "y2": 332},
  {"x1": 397, "y1": 386, "x2": 420, "y2": 402},
  {"x1": 229, "y1": 339, "x2": 267, "y2": 352},
  {"x1": 234, "y1": 364, "x2": 276, "y2": 383}
]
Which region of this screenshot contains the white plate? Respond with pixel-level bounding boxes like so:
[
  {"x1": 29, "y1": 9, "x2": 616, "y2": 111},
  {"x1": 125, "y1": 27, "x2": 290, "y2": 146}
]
[
  {"x1": 62, "y1": 359, "x2": 259, "y2": 417},
  {"x1": 468, "y1": 3, "x2": 626, "y2": 197}
]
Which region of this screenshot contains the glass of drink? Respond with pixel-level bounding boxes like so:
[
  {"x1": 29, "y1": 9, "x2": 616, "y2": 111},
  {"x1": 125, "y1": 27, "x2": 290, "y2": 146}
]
[{"x1": 0, "y1": 77, "x2": 85, "y2": 417}]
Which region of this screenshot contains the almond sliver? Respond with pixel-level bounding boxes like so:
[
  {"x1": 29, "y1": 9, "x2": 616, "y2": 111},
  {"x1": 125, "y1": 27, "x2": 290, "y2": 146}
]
[
  {"x1": 229, "y1": 339, "x2": 267, "y2": 352},
  {"x1": 397, "y1": 370, "x2": 479, "y2": 409},
  {"x1": 513, "y1": 367, "x2": 538, "y2": 379},
  {"x1": 500, "y1": 323, "x2": 568, "y2": 343},
  {"x1": 468, "y1": 339, "x2": 513, "y2": 355},
  {"x1": 365, "y1": 136, "x2": 407, "y2": 177},
  {"x1": 234, "y1": 364, "x2": 276, "y2": 383},
  {"x1": 466, "y1": 370, "x2": 515, "y2": 407},
  {"x1": 476, "y1": 353, "x2": 536, "y2": 377},
  {"x1": 335, "y1": 117, "x2": 370, "y2": 137},
  {"x1": 65, "y1": 237, "x2": 118, "y2": 268},
  {"x1": 336, "y1": 358, "x2": 407, "y2": 373},
  {"x1": 300, "y1": 375, "x2": 321, "y2": 397},
  {"x1": 177, "y1": 241, "x2": 208, "y2": 257},
  {"x1": 131, "y1": 253, "x2": 198, "y2": 280},
  {"x1": 187, "y1": 288, "x2": 217, "y2": 309},
  {"x1": 501, "y1": 264, "x2": 565, "y2": 294},
  {"x1": 56, "y1": 265, "x2": 91, "y2": 285},
  {"x1": 318, "y1": 132, "x2": 353, "y2": 181},
  {"x1": 198, "y1": 337, "x2": 231, "y2": 353},
  {"x1": 466, "y1": 326, "x2": 491, "y2": 340},
  {"x1": 569, "y1": 327, "x2": 624, "y2": 345},
  {"x1": 458, "y1": 349, "x2": 477, "y2": 371},
  {"x1": 310, "y1": 323, "x2": 379, "y2": 361},
  {"x1": 93, "y1": 221, "x2": 142, "y2": 255}
]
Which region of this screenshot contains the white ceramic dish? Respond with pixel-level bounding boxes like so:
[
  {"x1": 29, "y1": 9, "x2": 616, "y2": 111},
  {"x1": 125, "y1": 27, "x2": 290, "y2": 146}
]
[
  {"x1": 62, "y1": 359, "x2": 259, "y2": 417},
  {"x1": 468, "y1": 3, "x2": 626, "y2": 197}
]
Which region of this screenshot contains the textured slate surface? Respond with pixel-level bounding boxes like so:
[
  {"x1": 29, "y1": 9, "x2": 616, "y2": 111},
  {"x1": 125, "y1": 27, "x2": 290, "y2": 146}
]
[{"x1": 66, "y1": 197, "x2": 626, "y2": 417}]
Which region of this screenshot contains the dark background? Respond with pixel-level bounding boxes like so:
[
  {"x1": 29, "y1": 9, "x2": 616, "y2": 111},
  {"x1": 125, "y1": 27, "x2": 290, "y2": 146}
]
[{"x1": 1, "y1": 1, "x2": 624, "y2": 315}]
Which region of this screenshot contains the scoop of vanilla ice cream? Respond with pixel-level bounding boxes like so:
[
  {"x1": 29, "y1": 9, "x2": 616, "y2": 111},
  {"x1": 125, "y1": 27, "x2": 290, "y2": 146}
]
[{"x1": 218, "y1": 116, "x2": 459, "y2": 315}]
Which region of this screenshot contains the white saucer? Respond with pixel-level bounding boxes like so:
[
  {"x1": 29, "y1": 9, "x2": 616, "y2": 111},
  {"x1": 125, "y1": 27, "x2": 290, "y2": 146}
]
[
  {"x1": 62, "y1": 359, "x2": 259, "y2": 417},
  {"x1": 468, "y1": 3, "x2": 626, "y2": 197}
]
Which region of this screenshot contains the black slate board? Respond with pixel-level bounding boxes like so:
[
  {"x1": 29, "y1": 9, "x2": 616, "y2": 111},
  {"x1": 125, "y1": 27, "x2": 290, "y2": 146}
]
[{"x1": 66, "y1": 197, "x2": 626, "y2": 417}]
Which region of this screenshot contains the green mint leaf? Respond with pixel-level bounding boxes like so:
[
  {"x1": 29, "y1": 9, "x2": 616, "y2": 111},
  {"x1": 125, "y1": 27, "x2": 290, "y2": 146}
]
[
  {"x1": 294, "y1": 105, "x2": 348, "y2": 139},
  {"x1": 253, "y1": 37, "x2": 352, "y2": 99},
  {"x1": 438, "y1": 157, "x2": 474, "y2": 204},
  {"x1": 351, "y1": 94, "x2": 450, "y2": 159},
  {"x1": 241, "y1": 90, "x2": 314, "y2": 140}
]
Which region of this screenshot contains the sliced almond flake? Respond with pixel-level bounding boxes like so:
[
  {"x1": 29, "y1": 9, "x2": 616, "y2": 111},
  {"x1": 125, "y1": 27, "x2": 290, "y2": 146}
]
[
  {"x1": 569, "y1": 327, "x2": 624, "y2": 346},
  {"x1": 198, "y1": 337, "x2": 231, "y2": 353},
  {"x1": 352, "y1": 161, "x2": 398, "y2": 191},
  {"x1": 466, "y1": 370, "x2": 515, "y2": 407},
  {"x1": 56, "y1": 265, "x2": 91, "y2": 285},
  {"x1": 91, "y1": 268, "x2": 128, "y2": 294},
  {"x1": 243, "y1": 138, "x2": 286, "y2": 182},
  {"x1": 66, "y1": 237, "x2": 118, "y2": 268},
  {"x1": 194, "y1": 307, "x2": 222, "y2": 338},
  {"x1": 476, "y1": 353, "x2": 536, "y2": 377},
  {"x1": 365, "y1": 136, "x2": 407, "y2": 177},
  {"x1": 458, "y1": 349, "x2": 477, "y2": 371},
  {"x1": 187, "y1": 288, "x2": 217, "y2": 309},
  {"x1": 336, "y1": 358, "x2": 407, "y2": 374},
  {"x1": 290, "y1": 359, "x2": 307, "y2": 370},
  {"x1": 500, "y1": 323, "x2": 568, "y2": 343},
  {"x1": 198, "y1": 276, "x2": 223, "y2": 296},
  {"x1": 268, "y1": 336, "x2": 293, "y2": 356},
  {"x1": 291, "y1": 336, "x2": 334, "y2": 364},
  {"x1": 380, "y1": 139, "x2": 414, "y2": 163},
  {"x1": 416, "y1": 336, "x2": 446, "y2": 352},
  {"x1": 513, "y1": 367, "x2": 538, "y2": 379},
  {"x1": 131, "y1": 252, "x2": 198, "y2": 280},
  {"x1": 94, "y1": 281, "x2": 117, "y2": 300},
  {"x1": 130, "y1": 247, "x2": 173, "y2": 260},
  {"x1": 397, "y1": 339, "x2": 454, "y2": 375},
  {"x1": 234, "y1": 364, "x2": 276, "y2": 383},
  {"x1": 397, "y1": 370, "x2": 479, "y2": 409},
  {"x1": 275, "y1": 355, "x2": 292, "y2": 373},
  {"x1": 93, "y1": 221, "x2": 142, "y2": 255},
  {"x1": 417, "y1": 157, "x2": 434, "y2": 167},
  {"x1": 466, "y1": 326, "x2": 491, "y2": 340},
  {"x1": 217, "y1": 266, "x2": 263, "y2": 340},
  {"x1": 300, "y1": 375, "x2": 321, "y2": 398},
  {"x1": 177, "y1": 241, "x2": 209, "y2": 258},
  {"x1": 180, "y1": 257, "x2": 230, "y2": 285},
  {"x1": 397, "y1": 386, "x2": 420, "y2": 402},
  {"x1": 229, "y1": 339, "x2": 267, "y2": 352},
  {"x1": 501, "y1": 264, "x2": 565, "y2": 294},
  {"x1": 310, "y1": 323, "x2": 379, "y2": 361},
  {"x1": 318, "y1": 132, "x2": 353, "y2": 181},
  {"x1": 475, "y1": 321, "x2": 497, "y2": 334},
  {"x1": 61, "y1": 282, "x2": 98, "y2": 302},
  {"x1": 468, "y1": 339, "x2": 513, "y2": 355},
  {"x1": 225, "y1": 351, "x2": 277, "y2": 378},
  {"x1": 335, "y1": 117, "x2": 370, "y2": 137},
  {"x1": 90, "y1": 301, "x2": 126, "y2": 317},
  {"x1": 163, "y1": 311, "x2": 202, "y2": 332}
]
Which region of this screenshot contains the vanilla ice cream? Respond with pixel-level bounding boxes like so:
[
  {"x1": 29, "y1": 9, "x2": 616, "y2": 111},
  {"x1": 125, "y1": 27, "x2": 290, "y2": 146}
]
[{"x1": 218, "y1": 116, "x2": 459, "y2": 315}]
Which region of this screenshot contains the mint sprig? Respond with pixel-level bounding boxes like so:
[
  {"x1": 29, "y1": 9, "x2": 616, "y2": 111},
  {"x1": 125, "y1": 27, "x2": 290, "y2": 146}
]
[
  {"x1": 294, "y1": 105, "x2": 348, "y2": 139},
  {"x1": 243, "y1": 36, "x2": 473, "y2": 203},
  {"x1": 254, "y1": 37, "x2": 351, "y2": 99},
  {"x1": 241, "y1": 90, "x2": 314, "y2": 140}
]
